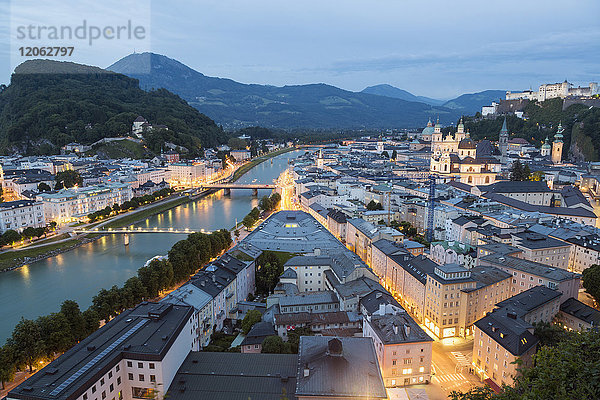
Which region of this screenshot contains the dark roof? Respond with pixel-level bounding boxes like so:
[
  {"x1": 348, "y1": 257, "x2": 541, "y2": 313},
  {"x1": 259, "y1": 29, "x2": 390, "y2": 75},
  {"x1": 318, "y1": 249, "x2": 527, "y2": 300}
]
[
  {"x1": 466, "y1": 265, "x2": 512, "y2": 291},
  {"x1": 166, "y1": 352, "x2": 298, "y2": 400},
  {"x1": 0, "y1": 199, "x2": 39, "y2": 209},
  {"x1": 560, "y1": 297, "x2": 600, "y2": 326},
  {"x1": 474, "y1": 309, "x2": 538, "y2": 356},
  {"x1": 296, "y1": 336, "x2": 387, "y2": 399},
  {"x1": 368, "y1": 313, "x2": 433, "y2": 345},
  {"x1": 512, "y1": 231, "x2": 570, "y2": 250},
  {"x1": 478, "y1": 253, "x2": 579, "y2": 282},
  {"x1": 241, "y1": 321, "x2": 277, "y2": 346},
  {"x1": 327, "y1": 209, "x2": 348, "y2": 224},
  {"x1": 359, "y1": 290, "x2": 401, "y2": 315},
  {"x1": 495, "y1": 285, "x2": 561, "y2": 317},
  {"x1": 9, "y1": 303, "x2": 193, "y2": 400},
  {"x1": 479, "y1": 180, "x2": 552, "y2": 194},
  {"x1": 281, "y1": 268, "x2": 298, "y2": 279}
]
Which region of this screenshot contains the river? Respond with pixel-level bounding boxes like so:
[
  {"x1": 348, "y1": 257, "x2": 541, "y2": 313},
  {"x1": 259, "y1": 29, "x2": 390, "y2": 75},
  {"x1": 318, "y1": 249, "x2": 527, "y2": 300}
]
[{"x1": 0, "y1": 150, "x2": 303, "y2": 343}]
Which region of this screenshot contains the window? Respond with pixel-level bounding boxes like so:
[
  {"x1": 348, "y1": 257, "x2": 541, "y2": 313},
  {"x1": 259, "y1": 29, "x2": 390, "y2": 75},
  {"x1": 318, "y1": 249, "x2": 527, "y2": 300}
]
[
  {"x1": 138, "y1": 362, "x2": 143, "y2": 369},
  {"x1": 117, "y1": 377, "x2": 121, "y2": 385},
  {"x1": 127, "y1": 361, "x2": 132, "y2": 368},
  {"x1": 128, "y1": 374, "x2": 134, "y2": 381},
  {"x1": 392, "y1": 360, "x2": 396, "y2": 366},
  {"x1": 84, "y1": 395, "x2": 88, "y2": 400},
  {"x1": 149, "y1": 362, "x2": 155, "y2": 369},
  {"x1": 115, "y1": 365, "x2": 120, "y2": 372},
  {"x1": 110, "y1": 384, "x2": 114, "y2": 393},
  {"x1": 101, "y1": 379, "x2": 105, "y2": 386},
  {"x1": 150, "y1": 375, "x2": 156, "y2": 383},
  {"x1": 419, "y1": 366, "x2": 425, "y2": 373},
  {"x1": 92, "y1": 386, "x2": 97, "y2": 394},
  {"x1": 102, "y1": 391, "x2": 106, "y2": 399},
  {"x1": 402, "y1": 368, "x2": 412, "y2": 375},
  {"x1": 132, "y1": 388, "x2": 156, "y2": 399},
  {"x1": 139, "y1": 375, "x2": 144, "y2": 382}
]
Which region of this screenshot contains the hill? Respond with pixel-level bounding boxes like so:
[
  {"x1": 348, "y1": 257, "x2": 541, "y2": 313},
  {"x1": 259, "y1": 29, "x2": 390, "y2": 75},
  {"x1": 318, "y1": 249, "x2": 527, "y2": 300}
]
[
  {"x1": 441, "y1": 90, "x2": 506, "y2": 115},
  {"x1": 0, "y1": 60, "x2": 225, "y2": 156},
  {"x1": 108, "y1": 53, "x2": 459, "y2": 130},
  {"x1": 361, "y1": 84, "x2": 445, "y2": 106},
  {"x1": 454, "y1": 98, "x2": 600, "y2": 161}
]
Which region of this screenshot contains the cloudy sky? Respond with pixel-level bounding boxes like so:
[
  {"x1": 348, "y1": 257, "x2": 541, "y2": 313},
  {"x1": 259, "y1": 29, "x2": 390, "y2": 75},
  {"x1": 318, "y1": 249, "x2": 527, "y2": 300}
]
[{"x1": 1, "y1": 0, "x2": 598, "y2": 99}]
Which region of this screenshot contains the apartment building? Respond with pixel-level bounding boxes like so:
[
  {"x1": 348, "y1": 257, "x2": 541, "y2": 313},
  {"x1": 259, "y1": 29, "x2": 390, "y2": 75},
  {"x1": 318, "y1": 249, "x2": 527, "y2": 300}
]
[
  {"x1": 363, "y1": 309, "x2": 433, "y2": 387},
  {"x1": 478, "y1": 251, "x2": 580, "y2": 302},
  {"x1": 0, "y1": 200, "x2": 45, "y2": 233},
  {"x1": 510, "y1": 231, "x2": 571, "y2": 270},
  {"x1": 558, "y1": 297, "x2": 600, "y2": 332},
  {"x1": 7, "y1": 303, "x2": 195, "y2": 400},
  {"x1": 566, "y1": 234, "x2": 600, "y2": 273},
  {"x1": 36, "y1": 183, "x2": 133, "y2": 224},
  {"x1": 167, "y1": 163, "x2": 206, "y2": 188},
  {"x1": 346, "y1": 218, "x2": 403, "y2": 266},
  {"x1": 472, "y1": 309, "x2": 537, "y2": 389}
]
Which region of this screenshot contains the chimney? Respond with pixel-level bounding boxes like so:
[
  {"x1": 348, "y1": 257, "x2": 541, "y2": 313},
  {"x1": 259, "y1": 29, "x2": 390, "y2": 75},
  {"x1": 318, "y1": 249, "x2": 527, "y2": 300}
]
[
  {"x1": 376, "y1": 292, "x2": 383, "y2": 299},
  {"x1": 378, "y1": 303, "x2": 386, "y2": 315},
  {"x1": 212, "y1": 275, "x2": 216, "y2": 282},
  {"x1": 507, "y1": 311, "x2": 517, "y2": 320},
  {"x1": 314, "y1": 248, "x2": 321, "y2": 256},
  {"x1": 303, "y1": 363, "x2": 310, "y2": 377}
]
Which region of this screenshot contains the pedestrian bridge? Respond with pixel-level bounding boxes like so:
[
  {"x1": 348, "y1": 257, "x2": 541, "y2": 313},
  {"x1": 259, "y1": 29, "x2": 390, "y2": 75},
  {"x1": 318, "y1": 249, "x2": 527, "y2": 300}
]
[
  {"x1": 202, "y1": 183, "x2": 276, "y2": 189},
  {"x1": 74, "y1": 228, "x2": 209, "y2": 235}
]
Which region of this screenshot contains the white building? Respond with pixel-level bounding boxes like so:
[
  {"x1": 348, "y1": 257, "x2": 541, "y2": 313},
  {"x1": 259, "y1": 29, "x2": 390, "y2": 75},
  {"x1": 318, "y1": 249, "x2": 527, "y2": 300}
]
[
  {"x1": 36, "y1": 183, "x2": 133, "y2": 224},
  {"x1": 0, "y1": 200, "x2": 45, "y2": 233},
  {"x1": 167, "y1": 163, "x2": 206, "y2": 188},
  {"x1": 7, "y1": 303, "x2": 196, "y2": 400},
  {"x1": 506, "y1": 81, "x2": 599, "y2": 102}
]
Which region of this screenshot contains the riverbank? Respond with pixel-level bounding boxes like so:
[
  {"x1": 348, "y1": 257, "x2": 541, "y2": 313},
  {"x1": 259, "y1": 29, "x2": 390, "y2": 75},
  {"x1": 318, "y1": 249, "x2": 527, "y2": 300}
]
[{"x1": 230, "y1": 147, "x2": 296, "y2": 182}]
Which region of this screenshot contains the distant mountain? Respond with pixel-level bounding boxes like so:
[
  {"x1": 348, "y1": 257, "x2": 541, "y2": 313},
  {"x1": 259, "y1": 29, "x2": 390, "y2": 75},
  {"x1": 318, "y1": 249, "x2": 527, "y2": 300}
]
[
  {"x1": 361, "y1": 84, "x2": 445, "y2": 106},
  {"x1": 0, "y1": 60, "x2": 224, "y2": 155},
  {"x1": 442, "y1": 90, "x2": 506, "y2": 115},
  {"x1": 109, "y1": 53, "x2": 459, "y2": 130}
]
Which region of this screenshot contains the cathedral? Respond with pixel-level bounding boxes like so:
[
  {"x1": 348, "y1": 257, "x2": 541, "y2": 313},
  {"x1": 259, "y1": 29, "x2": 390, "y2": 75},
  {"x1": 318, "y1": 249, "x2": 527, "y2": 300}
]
[{"x1": 429, "y1": 118, "x2": 502, "y2": 185}]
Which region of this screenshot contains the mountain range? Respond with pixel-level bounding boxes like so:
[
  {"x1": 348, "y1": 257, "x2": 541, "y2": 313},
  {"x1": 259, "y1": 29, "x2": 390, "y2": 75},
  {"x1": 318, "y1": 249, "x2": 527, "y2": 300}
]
[{"x1": 109, "y1": 53, "x2": 504, "y2": 130}]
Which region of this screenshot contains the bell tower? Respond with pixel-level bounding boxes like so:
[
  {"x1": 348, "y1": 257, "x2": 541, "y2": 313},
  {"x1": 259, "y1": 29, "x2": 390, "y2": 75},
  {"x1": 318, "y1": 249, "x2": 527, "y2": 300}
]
[
  {"x1": 499, "y1": 117, "x2": 509, "y2": 164},
  {"x1": 552, "y1": 122, "x2": 564, "y2": 164}
]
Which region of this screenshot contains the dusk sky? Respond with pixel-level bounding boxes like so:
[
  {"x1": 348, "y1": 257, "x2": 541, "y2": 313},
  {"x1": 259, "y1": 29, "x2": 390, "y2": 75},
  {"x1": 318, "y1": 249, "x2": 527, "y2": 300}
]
[{"x1": 1, "y1": 0, "x2": 598, "y2": 99}]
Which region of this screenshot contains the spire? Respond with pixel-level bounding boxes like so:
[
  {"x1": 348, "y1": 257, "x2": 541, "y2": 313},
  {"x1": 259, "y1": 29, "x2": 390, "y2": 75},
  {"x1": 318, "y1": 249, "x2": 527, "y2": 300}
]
[{"x1": 500, "y1": 117, "x2": 508, "y2": 134}]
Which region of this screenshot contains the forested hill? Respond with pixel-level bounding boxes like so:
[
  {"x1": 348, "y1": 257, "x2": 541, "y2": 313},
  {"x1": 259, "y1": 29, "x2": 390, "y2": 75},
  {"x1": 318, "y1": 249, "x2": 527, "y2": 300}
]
[
  {"x1": 0, "y1": 60, "x2": 226, "y2": 156},
  {"x1": 448, "y1": 98, "x2": 600, "y2": 162}
]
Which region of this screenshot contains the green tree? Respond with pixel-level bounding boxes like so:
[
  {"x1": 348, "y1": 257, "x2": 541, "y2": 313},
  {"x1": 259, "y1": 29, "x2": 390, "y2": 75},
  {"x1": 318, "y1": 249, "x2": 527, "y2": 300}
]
[
  {"x1": 2, "y1": 230, "x2": 22, "y2": 245},
  {"x1": 259, "y1": 196, "x2": 272, "y2": 212},
  {"x1": 37, "y1": 313, "x2": 73, "y2": 358},
  {"x1": 55, "y1": 170, "x2": 83, "y2": 189},
  {"x1": 37, "y1": 182, "x2": 51, "y2": 192},
  {"x1": 450, "y1": 387, "x2": 494, "y2": 400},
  {"x1": 509, "y1": 160, "x2": 531, "y2": 181},
  {"x1": 243, "y1": 214, "x2": 256, "y2": 229},
  {"x1": 60, "y1": 300, "x2": 87, "y2": 342},
  {"x1": 270, "y1": 192, "x2": 281, "y2": 209},
  {"x1": 227, "y1": 137, "x2": 247, "y2": 150},
  {"x1": 9, "y1": 318, "x2": 43, "y2": 372},
  {"x1": 366, "y1": 200, "x2": 384, "y2": 211},
  {"x1": 582, "y1": 264, "x2": 600, "y2": 304},
  {"x1": 21, "y1": 227, "x2": 37, "y2": 239},
  {"x1": 261, "y1": 335, "x2": 286, "y2": 354},
  {"x1": 0, "y1": 345, "x2": 16, "y2": 390},
  {"x1": 241, "y1": 310, "x2": 263, "y2": 335}
]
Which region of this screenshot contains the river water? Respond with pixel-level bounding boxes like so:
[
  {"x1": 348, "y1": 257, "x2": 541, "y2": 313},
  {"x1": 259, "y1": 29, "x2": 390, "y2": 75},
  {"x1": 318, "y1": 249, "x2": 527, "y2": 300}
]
[{"x1": 0, "y1": 150, "x2": 303, "y2": 342}]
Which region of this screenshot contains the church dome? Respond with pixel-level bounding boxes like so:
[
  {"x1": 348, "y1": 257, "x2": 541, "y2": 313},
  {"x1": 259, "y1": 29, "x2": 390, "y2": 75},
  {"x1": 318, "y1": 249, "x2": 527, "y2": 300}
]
[
  {"x1": 421, "y1": 119, "x2": 435, "y2": 135},
  {"x1": 458, "y1": 138, "x2": 477, "y2": 149}
]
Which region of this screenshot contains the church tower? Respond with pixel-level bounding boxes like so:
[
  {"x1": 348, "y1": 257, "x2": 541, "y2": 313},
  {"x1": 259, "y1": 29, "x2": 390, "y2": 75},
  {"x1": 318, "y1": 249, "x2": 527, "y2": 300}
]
[
  {"x1": 499, "y1": 117, "x2": 509, "y2": 164},
  {"x1": 432, "y1": 118, "x2": 442, "y2": 142},
  {"x1": 552, "y1": 122, "x2": 564, "y2": 164},
  {"x1": 316, "y1": 149, "x2": 324, "y2": 168},
  {"x1": 455, "y1": 118, "x2": 466, "y2": 141},
  {"x1": 541, "y1": 137, "x2": 551, "y2": 157}
]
